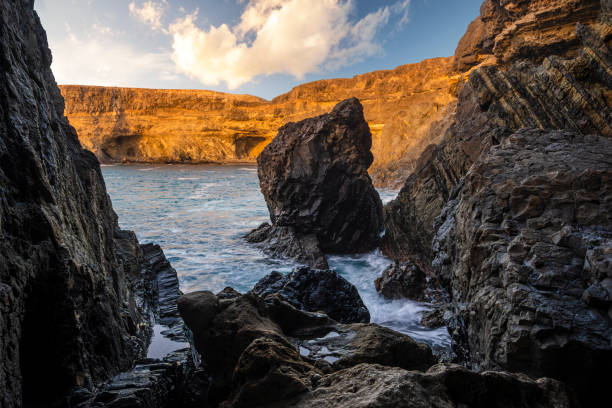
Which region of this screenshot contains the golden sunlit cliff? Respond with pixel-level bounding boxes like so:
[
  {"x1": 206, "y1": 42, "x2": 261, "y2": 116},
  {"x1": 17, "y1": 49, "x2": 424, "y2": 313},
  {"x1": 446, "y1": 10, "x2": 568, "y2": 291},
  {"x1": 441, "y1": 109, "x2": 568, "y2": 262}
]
[{"x1": 59, "y1": 57, "x2": 461, "y2": 187}]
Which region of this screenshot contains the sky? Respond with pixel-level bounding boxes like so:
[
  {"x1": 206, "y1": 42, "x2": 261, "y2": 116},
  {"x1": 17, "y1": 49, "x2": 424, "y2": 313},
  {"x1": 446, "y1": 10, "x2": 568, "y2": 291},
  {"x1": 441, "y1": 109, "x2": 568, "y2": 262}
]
[{"x1": 35, "y1": 0, "x2": 483, "y2": 100}]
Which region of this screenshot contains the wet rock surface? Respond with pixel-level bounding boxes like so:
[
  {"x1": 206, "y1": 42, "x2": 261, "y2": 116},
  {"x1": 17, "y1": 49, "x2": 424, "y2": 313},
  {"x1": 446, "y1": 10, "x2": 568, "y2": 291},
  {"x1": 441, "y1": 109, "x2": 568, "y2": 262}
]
[
  {"x1": 70, "y1": 242, "x2": 200, "y2": 408},
  {"x1": 432, "y1": 129, "x2": 612, "y2": 406},
  {"x1": 253, "y1": 267, "x2": 370, "y2": 324},
  {"x1": 178, "y1": 288, "x2": 437, "y2": 407},
  {"x1": 245, "y1": 223, "x2": 329, "y2": 269},
  {"x1": 251, "y1": 98, "x2": 383, "y2": 267},
  {"x1": 375, "y1": 260, "x2": 445, "y2": 303}
]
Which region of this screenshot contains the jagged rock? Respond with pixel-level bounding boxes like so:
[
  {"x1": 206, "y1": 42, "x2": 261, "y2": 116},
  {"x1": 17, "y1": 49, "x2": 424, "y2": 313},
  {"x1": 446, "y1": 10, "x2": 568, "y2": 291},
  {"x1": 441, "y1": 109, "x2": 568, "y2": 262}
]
[
  {"x1": 453, "y1": 0, "x2": 602, "y2": 71},
  {"x1": 222, "y1": 336, "x2": 320, "y2": 408},
  {"x1": 245, "y1": 223, "x2": 329, "y2": 269},
  {"x1": 178, "y1": 288, "x2": 436, "y2": 406},
  {"x1": 270, "y1": 363, "x2": 575, "y2": 408},
  {"x1": 382, "y1": 17, "x2": 612, "y2": 264},
  {"x1": 253, "y1": 267, "x2": 370, "y2": 324},
  {"x1": 0, "y1": 1, "x2": 181, "y2": 406},
  {"x1": 432, "y1": 129, "x2": 612, "y2": 406},
  {"x1": 252, "y1": 98, "x2": 384, "y2": 267},
  {"x1": 374, "y1": 260, "x2": 445, "y2": 302}
]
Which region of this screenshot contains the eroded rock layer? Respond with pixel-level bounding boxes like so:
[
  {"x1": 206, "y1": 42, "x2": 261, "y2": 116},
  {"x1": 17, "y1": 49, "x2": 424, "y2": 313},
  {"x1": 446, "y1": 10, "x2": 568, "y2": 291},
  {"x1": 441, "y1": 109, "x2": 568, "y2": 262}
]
[
  {"x1": 59, "y1": 57, "x2": 459, "y2": 186},
  {"x1": 432, "y1": 129, "x2": 612, "y2": 406}
]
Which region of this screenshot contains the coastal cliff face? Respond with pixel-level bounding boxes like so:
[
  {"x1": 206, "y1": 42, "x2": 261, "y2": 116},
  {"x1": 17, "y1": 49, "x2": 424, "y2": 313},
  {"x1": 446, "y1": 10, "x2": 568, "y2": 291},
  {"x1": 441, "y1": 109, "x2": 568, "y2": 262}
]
[
  {"x1": 59, "y1": 57, "x2": 459, "y2": 187},
  {"x1": 381, "y1": 0, "x2": 612, "y2": 405},
  {"x1": 0, "y1": 1, "x2": 183, "y2": 407}
]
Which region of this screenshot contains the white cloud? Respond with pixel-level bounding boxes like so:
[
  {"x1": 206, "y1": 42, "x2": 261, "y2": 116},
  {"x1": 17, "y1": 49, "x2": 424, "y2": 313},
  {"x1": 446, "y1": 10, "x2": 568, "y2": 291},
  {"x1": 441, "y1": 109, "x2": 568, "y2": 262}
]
[
  {"x1": 168, "y1": 0, "x2": 411, "y2": 89},
  {"x1": 50, "y1": 26, "x2": 177, "y2": 87},
  {"x1": 129, "y1": 0, "x2": 167, "y2": 31}
]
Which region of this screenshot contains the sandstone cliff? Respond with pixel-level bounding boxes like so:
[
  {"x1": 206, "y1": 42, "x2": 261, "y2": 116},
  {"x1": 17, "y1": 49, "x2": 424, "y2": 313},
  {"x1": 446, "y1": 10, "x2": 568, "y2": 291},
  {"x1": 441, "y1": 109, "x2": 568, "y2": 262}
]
[{"x1": 59, "y1": 57, "x2": 460, "y2": 187}]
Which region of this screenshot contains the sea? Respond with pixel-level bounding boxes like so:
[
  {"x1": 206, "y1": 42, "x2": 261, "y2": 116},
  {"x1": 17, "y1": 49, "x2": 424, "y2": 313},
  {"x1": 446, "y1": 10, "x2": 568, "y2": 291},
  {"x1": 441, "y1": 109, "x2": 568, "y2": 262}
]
[{"x1": 101, "y1": 163, "x2": 450, "y2": 349}]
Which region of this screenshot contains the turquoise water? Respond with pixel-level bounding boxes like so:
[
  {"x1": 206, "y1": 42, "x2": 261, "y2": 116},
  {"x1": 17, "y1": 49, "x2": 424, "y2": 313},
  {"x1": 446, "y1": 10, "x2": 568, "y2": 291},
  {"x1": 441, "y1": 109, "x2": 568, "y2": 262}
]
[{"x1": 102, "y1": 164, "x2": 449, "y2": 348}]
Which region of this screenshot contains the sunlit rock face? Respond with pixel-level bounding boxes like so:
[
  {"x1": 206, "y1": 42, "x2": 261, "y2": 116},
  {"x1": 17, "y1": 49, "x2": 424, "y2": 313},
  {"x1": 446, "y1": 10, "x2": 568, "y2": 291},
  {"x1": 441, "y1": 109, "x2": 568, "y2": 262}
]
[
  {"x1": 453, "y1": 0, "x2": 602, "y2": 71},
  {"x1": 59, "y1": 56, "x2": 460, "y2": 187}
]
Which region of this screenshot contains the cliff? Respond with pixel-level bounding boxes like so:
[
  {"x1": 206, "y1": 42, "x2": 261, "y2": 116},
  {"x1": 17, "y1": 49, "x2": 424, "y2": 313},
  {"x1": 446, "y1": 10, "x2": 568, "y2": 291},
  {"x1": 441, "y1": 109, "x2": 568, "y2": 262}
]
[
  {"x1": 59, "y1": 57, "x2": 460, "y2": 187},
  {"x1": 381, "y1": 0, "x2": 612, "y2": 405},
  {"x1": 0, "y1": 1, "x2": 186, "y2": 407}
]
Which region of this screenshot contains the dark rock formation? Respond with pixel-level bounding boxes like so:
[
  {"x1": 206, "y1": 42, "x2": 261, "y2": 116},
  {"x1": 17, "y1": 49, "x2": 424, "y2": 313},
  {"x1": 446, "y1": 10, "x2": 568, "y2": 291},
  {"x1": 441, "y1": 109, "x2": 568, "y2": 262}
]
[
  {"x1": 250, "y1": 98, "x2": 383, "y2": 266},
  {"x1": 295, "y1": 324, "x2": 436, "y2": 372},
  {"x1": 245, "y1": 222, "x2": 329, "y2": 269},
  {"x1": 382, "y1": 17, "x2": 612, "y2": 264},
  {"x1": 432, "y1": 129, "x2": 612, "y2": 406},
  {"x1": 272, "y1": 363, "x2": 576, "y2": 408},
  {"x1": 178, "y1": 288, "x2": 436, "y2": 406},
  {"x1": 253, "y1": 267, "x2": 370, "y2": 324},
  {"x1": 0, "y1": 2, "x2": 196, "y2": 407},
  {"x1": 0, "y1": 1, "x2": 153, "y2": 406},
  {"x1": 374, "y1": 260, "x2": 444, "y2": 302},
  {"x1": 453, "y1": 0, "x2": 602, "y2": 72}
]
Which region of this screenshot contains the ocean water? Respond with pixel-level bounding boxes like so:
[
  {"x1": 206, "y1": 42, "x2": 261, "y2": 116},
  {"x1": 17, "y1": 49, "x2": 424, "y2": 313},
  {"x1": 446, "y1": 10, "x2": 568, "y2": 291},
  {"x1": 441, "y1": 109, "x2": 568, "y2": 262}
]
[{"x1": 101, "y1": 164, "x2": 449, "y2": 348}]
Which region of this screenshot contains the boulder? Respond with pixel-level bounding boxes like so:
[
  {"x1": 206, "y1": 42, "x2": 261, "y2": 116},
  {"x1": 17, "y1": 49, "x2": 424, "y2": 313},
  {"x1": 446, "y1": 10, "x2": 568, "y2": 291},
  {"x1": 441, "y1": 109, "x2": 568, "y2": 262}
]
[
  {"x1": 272, "y1": 363, "x2": 575, "y2": 408},
  {"x1": 178, "y1": 288, "x2": 436, "y2": 406},
  {"x1": 251, "y1": 97, "x2": 383, "y2": 266},
  {"x1": 432, "y1": 129, "x2": 612, "y2": 407},
  {"x1": 295, "y1": 324, "x2": 436, "y2": 372},
  {"x1": 253, "y1": 267, "x2": 370, "y2": 324},
  {"x1": 374, "y1": 260, "x2": 445, "y2": 303}
]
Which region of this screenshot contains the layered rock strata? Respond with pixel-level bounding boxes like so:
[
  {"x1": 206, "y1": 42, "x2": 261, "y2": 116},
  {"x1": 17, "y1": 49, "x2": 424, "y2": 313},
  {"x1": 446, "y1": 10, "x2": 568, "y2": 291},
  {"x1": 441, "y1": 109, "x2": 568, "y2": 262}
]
[
  {"x1": 380, "y1": 2, "x2": 612, "y2": 406},
  {"x1": 248, "y1": 98, "x2": 383, "y2": 266},
  {"x1": 454, "y1": 0, "x2": 602, "y2": 71},
  {"x1": 382, "y1": 16, "x2": 612, "y2": 264},
  {"x1": 59, "y1": 56, "x2": 460, "y2": 187},
  {"x1": 432, "y1": 129, "x2": 612, "y2": 406}
]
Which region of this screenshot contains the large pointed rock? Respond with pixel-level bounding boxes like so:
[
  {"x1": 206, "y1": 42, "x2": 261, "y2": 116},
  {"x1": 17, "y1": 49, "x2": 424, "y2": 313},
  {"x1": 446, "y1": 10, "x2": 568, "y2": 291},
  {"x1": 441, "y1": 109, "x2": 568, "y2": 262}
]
[{"x1": 250, "y1": 98, "x2": 383, "y2": 266}]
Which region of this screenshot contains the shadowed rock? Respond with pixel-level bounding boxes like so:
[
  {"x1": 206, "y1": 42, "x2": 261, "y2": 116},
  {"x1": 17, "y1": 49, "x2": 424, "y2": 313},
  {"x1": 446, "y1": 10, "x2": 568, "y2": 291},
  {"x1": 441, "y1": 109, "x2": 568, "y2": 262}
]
[
  {"x1": 178, "y1": 288, "x2": 436, "y2": 406},
  {"x1": 253, "y1": 267, "x2": 370, "y2": 324},
  {"x1": 269, "y1": 363, "x2": 576, "y2": 408},
  {"x1": 432, "y1": 129, "x2": 612, "y2": 406},
  {"x1": 249, "y1": 98, "x2": 383, "y2": 267}
]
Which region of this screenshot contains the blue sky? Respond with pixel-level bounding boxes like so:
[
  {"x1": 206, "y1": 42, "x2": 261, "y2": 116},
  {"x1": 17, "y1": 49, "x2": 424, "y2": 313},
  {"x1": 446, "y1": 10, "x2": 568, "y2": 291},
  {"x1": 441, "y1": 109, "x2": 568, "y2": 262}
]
[{"x1": 35, "y1": 0, "x2": 483, "y2": 99}]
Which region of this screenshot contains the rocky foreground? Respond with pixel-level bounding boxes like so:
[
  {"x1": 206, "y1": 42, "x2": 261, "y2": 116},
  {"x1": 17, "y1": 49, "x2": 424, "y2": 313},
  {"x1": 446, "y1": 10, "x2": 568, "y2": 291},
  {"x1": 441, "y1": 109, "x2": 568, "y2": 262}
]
[{"x1": 1, "y1": 0, "x2": 611, "y2": 407}]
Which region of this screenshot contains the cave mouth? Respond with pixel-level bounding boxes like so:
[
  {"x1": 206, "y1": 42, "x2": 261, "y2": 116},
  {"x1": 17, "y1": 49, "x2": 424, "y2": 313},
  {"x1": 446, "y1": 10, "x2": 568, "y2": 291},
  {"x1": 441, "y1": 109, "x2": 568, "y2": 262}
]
[{"x1": 234, "y1": 136, "x2": 268, "y2": 159}]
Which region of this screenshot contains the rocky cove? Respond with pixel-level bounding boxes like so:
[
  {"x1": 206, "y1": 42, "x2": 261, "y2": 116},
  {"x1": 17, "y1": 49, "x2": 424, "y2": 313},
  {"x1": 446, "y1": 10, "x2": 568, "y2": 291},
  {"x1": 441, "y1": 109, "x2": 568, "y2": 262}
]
[{"x1": 1, "y1": 1, "x2": 611, "y2": 408}]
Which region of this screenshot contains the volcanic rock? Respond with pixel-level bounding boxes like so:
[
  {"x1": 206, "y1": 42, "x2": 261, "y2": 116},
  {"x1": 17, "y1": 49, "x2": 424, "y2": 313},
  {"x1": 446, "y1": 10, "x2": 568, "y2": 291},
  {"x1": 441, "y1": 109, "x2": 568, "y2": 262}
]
[
  {"x1": 253, "y1": 267, "x2": 370, "y2": 324},
  {"x1": 177, "y1": 288, "x2": 436, "y2": 406},
  {"x1": 432, "y1": 129, "x2": 612, "y2": 406},
  {"x1": 253, "y1": 98, "x2": 383, "y2": 267},
  {"x1": 382, "y1": 16, "x2": 612, "y2": 264},
  {"x1": 0, "y1": 1, "x2": 158, "y2": 406},
  {"x1": 245, "y1": 222, "x2": 329, "y2": 269},
  {"x1": 271, "y1": 363, "x2": 576, "y2": 408},
  {"x1": 374, "y1": 260, "x2": 440, "y2": 302}
]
